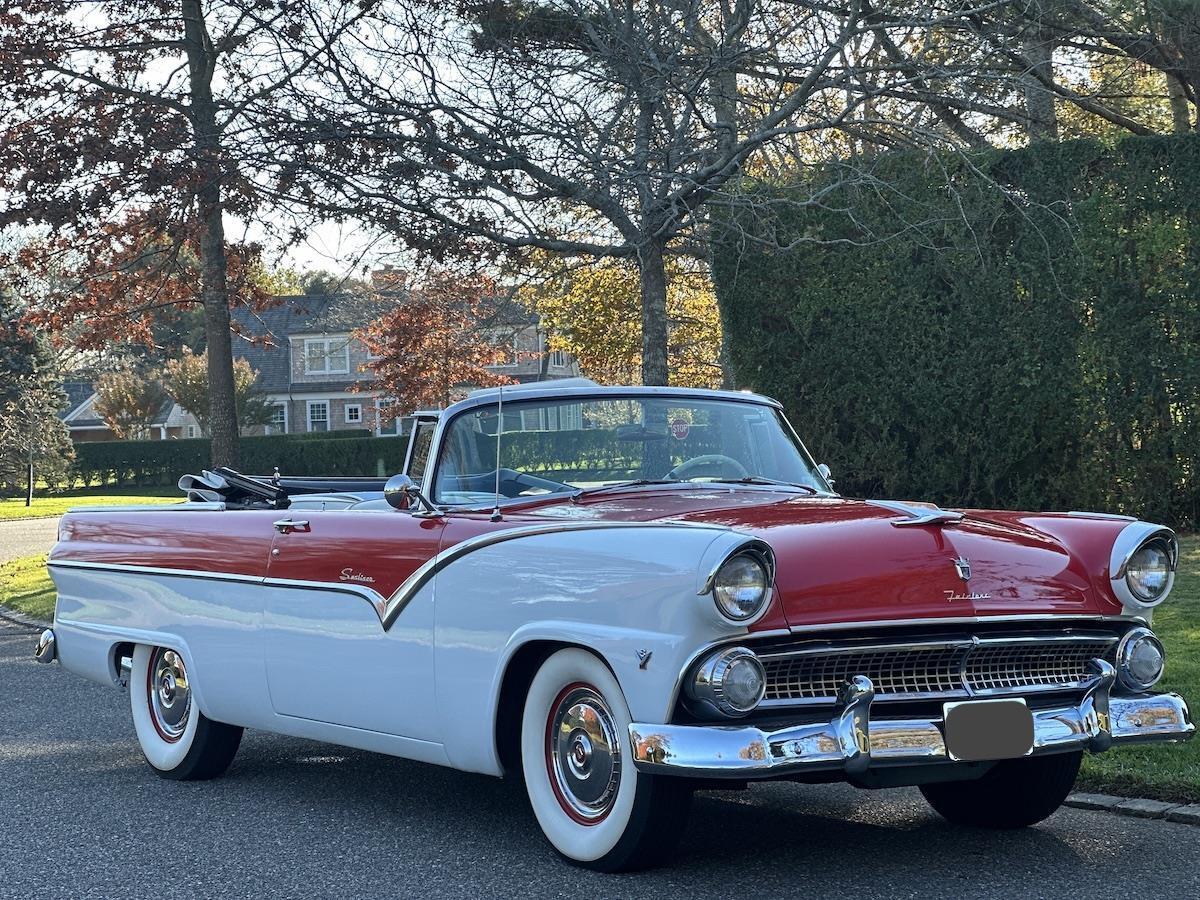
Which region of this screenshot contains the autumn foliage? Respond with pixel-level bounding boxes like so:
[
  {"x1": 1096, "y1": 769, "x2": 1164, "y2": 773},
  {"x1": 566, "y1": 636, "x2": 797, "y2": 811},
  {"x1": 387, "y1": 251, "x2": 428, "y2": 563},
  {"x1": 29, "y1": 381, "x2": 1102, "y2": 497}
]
[{"x1": 359, "y1": 271, "x2": 515, "y2": 411}]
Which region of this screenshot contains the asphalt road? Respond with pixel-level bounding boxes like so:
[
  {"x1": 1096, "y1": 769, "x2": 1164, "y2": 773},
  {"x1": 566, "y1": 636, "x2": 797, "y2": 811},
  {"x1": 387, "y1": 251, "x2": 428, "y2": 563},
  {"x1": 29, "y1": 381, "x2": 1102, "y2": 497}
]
[
  {"x1": 0, "y1": 517, "x2": 59, "y2": 563},
  {"x1": 3, "y1": 620, "x2": 1199, "y2": 900}
]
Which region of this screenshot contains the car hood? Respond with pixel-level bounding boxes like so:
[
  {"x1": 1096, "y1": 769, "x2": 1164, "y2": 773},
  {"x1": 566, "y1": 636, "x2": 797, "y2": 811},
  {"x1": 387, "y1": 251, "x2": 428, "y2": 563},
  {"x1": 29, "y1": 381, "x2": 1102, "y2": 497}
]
[{"x1": 525, "y1": 489, "x2": 1119, "y2": 629}]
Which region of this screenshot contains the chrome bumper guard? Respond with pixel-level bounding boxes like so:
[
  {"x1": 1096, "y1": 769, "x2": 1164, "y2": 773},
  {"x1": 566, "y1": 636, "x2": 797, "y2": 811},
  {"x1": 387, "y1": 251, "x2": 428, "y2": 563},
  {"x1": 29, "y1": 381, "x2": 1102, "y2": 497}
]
[{"x1": 630, "y1": 659, "x2": 1193, "y2": 779}]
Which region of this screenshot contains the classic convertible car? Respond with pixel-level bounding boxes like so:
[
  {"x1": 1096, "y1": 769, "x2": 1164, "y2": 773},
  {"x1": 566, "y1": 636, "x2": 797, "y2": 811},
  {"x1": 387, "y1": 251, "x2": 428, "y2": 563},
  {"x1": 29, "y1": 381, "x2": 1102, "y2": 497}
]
[{"x1": 36, "y1": 382, "x2": 1192, "y2": 870}]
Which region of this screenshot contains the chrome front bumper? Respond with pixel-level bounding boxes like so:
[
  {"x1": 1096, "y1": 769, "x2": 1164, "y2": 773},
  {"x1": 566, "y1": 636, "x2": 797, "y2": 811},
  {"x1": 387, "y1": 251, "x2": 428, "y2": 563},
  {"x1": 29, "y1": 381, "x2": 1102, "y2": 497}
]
[{"x1": 630, "y1": 660, "x2": 1193, "y2": 779}]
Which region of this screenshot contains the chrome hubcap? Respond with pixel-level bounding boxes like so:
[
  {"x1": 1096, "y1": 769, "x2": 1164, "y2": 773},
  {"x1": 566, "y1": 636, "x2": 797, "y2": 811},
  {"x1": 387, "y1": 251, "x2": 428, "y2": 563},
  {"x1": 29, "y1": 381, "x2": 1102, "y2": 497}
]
[
  {"x1": 149, "y1": 648, "x2": 190, "y2": 742},
  {"x1": 548, "y1": 685, "x2": 621, "y2": 823}
]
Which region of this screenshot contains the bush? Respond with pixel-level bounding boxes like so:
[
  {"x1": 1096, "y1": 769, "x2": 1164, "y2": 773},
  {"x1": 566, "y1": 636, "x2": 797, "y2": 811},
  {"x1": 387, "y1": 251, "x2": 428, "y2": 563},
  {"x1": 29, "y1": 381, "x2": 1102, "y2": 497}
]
[
  {"x1": 72, "y1": 433, "x2": 407, "y2": 488},
  {"x1": 713, "y1": 135, "x2": 1200, "y2": 529}
]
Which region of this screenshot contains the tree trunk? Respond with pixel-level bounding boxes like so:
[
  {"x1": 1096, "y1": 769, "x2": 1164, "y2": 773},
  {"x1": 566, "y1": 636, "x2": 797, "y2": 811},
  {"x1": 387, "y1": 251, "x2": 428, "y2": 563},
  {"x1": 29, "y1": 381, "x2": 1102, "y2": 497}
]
[
  {"x1": 183, "y1": 0, "x2": 239, "y2": 468},
  {"x1": 1022, "y1": 28, "x2": 1058, "y2": 141},
  {"x1": 1167, "y1": 74, "x2": 1192, "y2": 133},
  {"x1": 638, "y1": 239, "x2": 669, "y2": 386}
]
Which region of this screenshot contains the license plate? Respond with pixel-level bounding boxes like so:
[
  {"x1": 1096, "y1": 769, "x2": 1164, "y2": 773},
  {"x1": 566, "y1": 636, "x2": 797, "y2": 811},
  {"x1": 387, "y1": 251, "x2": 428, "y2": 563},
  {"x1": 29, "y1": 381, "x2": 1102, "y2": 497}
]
[{"x1": 943, "y1": 698, "x2": 1035, "y2": 762}]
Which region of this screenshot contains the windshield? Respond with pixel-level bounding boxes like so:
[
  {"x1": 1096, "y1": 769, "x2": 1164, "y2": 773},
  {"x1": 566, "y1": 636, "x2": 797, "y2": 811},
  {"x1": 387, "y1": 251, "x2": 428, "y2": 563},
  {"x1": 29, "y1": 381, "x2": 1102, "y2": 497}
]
[{"x1": 432, "y1": 395, "x2": 826, "y2": 506}]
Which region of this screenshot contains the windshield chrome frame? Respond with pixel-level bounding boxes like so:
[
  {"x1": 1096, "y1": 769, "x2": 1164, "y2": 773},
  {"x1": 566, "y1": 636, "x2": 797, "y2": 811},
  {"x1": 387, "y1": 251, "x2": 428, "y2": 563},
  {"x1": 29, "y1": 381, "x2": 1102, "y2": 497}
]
[{"x1": 420, "y1": 386, "x2": 836, "y2": 509}]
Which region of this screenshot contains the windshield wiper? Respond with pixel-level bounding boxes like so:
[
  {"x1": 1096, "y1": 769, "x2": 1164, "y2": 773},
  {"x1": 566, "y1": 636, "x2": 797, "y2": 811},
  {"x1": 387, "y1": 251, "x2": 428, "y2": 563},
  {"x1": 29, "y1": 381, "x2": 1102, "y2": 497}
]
[
  {"x1": 570, "y1": 479, "x2": 680, "y2": 502},
  {"x1": 708, "y1": 476, "x2": 820, "y2": 494}
]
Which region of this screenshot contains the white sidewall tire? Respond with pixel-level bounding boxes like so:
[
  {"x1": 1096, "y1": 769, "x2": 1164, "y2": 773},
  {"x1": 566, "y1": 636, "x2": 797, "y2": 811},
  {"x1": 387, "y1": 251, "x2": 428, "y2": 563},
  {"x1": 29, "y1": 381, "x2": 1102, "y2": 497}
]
[
  {"x1": 130, "y1": 644, "x2": 201, "y2": 772},
  {"x1": 521, "y1": 648, "x2": 638, "y2": 863}
]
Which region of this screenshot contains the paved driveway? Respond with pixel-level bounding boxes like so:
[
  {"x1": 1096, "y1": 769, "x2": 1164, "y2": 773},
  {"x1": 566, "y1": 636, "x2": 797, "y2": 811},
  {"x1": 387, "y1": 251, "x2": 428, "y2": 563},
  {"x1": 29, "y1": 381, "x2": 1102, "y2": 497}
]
[
  {"x1": 0, "y1": 517, "x2": 59, "y2": 563},
  {"x1": 2, "y1": 620, "x2": 1199, "y2": 899}
]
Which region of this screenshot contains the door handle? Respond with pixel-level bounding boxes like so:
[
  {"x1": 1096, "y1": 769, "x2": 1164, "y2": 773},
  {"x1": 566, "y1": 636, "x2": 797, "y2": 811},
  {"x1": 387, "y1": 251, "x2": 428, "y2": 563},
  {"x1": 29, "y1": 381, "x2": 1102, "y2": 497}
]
[{"x1": 273, "y1": 519, "x2": 310, "y2": 533}]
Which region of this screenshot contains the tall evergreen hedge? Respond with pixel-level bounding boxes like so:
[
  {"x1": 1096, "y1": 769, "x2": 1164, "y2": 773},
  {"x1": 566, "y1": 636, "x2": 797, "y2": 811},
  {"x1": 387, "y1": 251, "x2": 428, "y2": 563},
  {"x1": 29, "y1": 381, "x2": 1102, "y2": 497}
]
[
  {"x1": 71, "y1": 431, "x2": 405, "y2": 488},
  {"x1": 713, "y1": 136, "x2": 1200, "y2": 528}
]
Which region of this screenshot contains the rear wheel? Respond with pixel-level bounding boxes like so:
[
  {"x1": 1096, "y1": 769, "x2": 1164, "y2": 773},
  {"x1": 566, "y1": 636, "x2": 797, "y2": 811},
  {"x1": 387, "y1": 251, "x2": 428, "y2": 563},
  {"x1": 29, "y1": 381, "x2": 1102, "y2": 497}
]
[
  {"x1": 520, "y1": 648, "x2": 692, "y2": 872},
  {"x1": 920, "y1": 751, "x2": 1082, "y2": 828},
  {"x1": 130, "y1": 644, "x2": 243, "y2": 780}
]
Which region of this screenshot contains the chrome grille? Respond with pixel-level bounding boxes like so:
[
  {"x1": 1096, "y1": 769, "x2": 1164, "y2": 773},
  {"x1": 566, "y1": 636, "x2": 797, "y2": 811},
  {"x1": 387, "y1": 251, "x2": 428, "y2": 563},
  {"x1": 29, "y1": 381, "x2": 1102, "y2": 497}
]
[{"x1": 760, "y1": 636, "x2": 1118, "y2": 705}]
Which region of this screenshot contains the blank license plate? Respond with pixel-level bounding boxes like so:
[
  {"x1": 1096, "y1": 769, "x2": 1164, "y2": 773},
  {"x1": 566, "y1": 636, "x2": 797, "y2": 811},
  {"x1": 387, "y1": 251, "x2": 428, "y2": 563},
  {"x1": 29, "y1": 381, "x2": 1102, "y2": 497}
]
[{"x1": 943, "y1": 699, "x2": 1035, "y2": 762}]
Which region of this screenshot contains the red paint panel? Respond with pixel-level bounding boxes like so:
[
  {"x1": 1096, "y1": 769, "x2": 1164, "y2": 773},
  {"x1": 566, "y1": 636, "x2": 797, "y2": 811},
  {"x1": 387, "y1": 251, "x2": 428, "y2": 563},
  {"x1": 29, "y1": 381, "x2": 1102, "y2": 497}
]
[
  {"x1": 52, "y1": 509, "x2": 280, "y2": 577},
  {"x1": 265, "y1": 510, "x2": 446, "y2": 598}
]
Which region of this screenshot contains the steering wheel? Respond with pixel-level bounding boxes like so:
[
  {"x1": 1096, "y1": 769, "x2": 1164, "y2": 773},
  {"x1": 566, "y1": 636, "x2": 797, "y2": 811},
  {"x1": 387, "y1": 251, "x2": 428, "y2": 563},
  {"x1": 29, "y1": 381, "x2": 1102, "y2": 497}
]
[{"x1": 666, "y1": 454, "x2": 749, "y2": 482}]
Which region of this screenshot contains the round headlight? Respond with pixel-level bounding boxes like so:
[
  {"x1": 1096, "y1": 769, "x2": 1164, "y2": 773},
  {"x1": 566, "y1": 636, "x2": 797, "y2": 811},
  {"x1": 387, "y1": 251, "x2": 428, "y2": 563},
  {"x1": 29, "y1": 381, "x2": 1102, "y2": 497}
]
[
  {"x1": 1126, "y1": 540, "x2": 1172, "y2": 603},
  {"x1": 687, "y1": 647, "x2": 766, "y2": 717},
  {"x1": 712, "y1": 554, "x2": 769, "y2": 622},
  {"x1": 1116, "y1": 627, "x2": 1165, "y2": 693}
]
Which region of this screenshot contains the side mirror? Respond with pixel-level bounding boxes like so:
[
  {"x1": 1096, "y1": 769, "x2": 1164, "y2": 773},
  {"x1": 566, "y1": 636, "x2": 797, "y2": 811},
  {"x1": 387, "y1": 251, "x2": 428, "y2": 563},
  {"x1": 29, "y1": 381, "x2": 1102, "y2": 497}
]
[
  {"x1": 816, "y1": 463, "x2": 835, "y2": 487},
  {"x1": 384, "y1": 473, "x2": 439, "y2": 515},
  {"x1": 384, "y1": 473, "x2": 417, "y2": 510}
]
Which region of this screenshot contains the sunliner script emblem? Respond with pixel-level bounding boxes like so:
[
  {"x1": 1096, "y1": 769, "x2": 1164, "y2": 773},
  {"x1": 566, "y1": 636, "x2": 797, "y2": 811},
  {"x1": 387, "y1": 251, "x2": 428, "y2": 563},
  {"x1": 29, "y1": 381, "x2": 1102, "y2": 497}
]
[{"x1": 340, "y1": 568, "x2": 376, "y2": 584}]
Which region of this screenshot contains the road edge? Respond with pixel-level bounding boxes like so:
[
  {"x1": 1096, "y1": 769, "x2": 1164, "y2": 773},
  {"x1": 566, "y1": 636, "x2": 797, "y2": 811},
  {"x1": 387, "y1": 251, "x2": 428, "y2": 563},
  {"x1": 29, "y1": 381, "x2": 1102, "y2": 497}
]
[
  {"x1": 1066, "y1": 792, "x2": 1200, "y2": 824},
  {"x1": 0, "y1": 602, "x2": 50, "y2": 630}
]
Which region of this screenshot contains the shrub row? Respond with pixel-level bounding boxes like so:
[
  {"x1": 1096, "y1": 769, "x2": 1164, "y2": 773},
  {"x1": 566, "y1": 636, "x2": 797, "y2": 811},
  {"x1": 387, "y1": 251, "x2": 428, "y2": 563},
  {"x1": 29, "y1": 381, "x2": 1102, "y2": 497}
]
[
  {"x1": 713, "y1": 135, "x2": 1200, "y2": 528},
  {"x1": 71, "y1": 432, "x2": 407, "y2": 488}
]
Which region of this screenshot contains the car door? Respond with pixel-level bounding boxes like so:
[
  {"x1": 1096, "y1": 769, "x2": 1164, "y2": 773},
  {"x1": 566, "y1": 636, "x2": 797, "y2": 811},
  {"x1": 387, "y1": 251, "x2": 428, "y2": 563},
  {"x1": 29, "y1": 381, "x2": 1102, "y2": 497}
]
[{"x1": 262, "y1": 507, "x2": 446, "y2": 740}]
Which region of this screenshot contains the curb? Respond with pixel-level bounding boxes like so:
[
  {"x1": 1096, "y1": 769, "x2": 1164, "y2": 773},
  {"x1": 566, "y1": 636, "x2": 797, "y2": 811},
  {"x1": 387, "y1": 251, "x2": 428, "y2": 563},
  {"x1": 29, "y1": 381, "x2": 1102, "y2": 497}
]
[
  {"x1": 1066, "y1": 793, "x2": 1200, "y2": 825},
  {"x1": 0, "y1": 603, "x2": 50, "y2": 630}
]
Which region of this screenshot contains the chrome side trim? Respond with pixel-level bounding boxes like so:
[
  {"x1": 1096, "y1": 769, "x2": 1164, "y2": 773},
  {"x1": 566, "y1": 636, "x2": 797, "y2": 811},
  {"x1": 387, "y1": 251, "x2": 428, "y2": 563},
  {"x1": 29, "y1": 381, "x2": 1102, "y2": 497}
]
[
  {"x1": 50, "y1": 520, "x2": 731, "y2": 633},
  {"x1": 47, "y1": 559, "x2": 388, "y2": 613},
  {"x1": 379, "y1": 520, "x2": 730, "y2": 628}
]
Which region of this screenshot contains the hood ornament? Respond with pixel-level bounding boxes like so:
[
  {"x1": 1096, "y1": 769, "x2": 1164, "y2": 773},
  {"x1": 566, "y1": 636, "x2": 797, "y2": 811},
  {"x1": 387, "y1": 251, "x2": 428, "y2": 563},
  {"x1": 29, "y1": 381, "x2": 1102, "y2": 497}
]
[{"x1": 952, "y1": 556, "x2": 971, "y2": 582}]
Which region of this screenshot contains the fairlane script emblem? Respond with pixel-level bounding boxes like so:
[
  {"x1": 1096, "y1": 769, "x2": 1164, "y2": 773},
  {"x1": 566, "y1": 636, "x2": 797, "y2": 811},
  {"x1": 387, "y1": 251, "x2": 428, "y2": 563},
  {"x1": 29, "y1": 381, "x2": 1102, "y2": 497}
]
[
  {"x1": 946, "y1": 555, "x2": 989, "y2": 601},
  {"x1": 340, "y1": 568, "x2": 376, "y2": 584},
  {"x1": 952, "y1": 556, "x2": 972, "y2": 581}
]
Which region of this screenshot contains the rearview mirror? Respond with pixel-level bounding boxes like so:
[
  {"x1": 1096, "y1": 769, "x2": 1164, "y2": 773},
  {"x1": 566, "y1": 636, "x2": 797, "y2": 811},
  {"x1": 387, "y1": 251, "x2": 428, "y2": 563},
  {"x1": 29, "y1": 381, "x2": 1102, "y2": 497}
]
[{"x1": 817, "y1": 463, "x2": 835, "y2": 486}]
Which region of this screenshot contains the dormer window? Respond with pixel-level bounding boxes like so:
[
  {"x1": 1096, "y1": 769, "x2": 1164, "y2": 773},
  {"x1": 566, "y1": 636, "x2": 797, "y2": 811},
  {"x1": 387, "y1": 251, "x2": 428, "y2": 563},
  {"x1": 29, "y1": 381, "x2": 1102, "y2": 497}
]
[{"x1": 303, "y1": 337, "x2": 350, "y2": 375}]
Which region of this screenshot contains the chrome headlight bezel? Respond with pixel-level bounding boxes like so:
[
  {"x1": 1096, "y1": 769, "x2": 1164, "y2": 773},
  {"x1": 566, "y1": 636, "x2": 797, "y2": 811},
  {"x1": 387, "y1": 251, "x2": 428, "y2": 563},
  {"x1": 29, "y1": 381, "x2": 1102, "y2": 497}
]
[
  {"x1": 1110, "y1": 524, "x2": 1178, "y2": 610},
  {"x1": 685, "y1": 646, "x2": 766, "y2": 718},
  {"x1": 700, "y1": 541, "x2": 775, "y2": 626},
  {"x1": 1115, "y1": 626, "x2": 1166, "y2": 693}
]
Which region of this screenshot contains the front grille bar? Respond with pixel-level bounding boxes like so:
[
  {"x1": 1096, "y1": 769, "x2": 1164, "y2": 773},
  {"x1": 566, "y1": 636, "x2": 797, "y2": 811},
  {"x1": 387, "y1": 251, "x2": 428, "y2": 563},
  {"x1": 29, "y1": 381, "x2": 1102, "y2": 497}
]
[{"x1": 759, "y1": 634, "x2": 1119, "y2": 706}]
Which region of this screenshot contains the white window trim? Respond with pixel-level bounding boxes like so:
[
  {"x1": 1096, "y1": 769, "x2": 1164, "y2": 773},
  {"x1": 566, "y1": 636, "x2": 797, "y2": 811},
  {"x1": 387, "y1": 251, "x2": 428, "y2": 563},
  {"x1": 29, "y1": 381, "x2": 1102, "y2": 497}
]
[
  {"x1": 306, "y1": 399, "x2": 330, "y2": 432},
  {"x1": 375, "y1": 398, "x2": 401, "y2": 436},
  {"x1": 302, "y1": 337, "x2": 351, "y2": 376},
  {"x1": 345, "y1": 403, "x2": 363, "y2": 424},
  {"x1": 268, "y1": 401, "x2": 289, "y2": 435}
]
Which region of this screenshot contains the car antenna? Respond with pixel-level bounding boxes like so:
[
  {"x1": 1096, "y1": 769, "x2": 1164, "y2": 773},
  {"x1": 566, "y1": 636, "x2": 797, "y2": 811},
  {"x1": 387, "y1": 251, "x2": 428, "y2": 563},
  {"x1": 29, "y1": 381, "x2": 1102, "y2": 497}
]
[{"x1": 490, "y1": 384, "x2": 504, "y2": 522}]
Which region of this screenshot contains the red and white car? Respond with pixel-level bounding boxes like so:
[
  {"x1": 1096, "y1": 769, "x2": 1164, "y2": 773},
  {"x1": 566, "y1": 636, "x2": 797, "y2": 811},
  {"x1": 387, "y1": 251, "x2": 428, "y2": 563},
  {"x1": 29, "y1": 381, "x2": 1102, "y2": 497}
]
[{"x1": 37, "y1": 382, "x2": 1192, "y2": 870}]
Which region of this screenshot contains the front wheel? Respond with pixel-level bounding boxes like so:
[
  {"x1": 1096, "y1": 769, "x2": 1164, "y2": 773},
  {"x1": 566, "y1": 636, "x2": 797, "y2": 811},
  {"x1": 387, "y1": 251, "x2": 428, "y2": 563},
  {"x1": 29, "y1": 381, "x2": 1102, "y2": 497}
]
[
  {"x1": 920, "y1": 751, "x2": 1082, "y2": 828},
  {"x1": 521, "y1": 648, "x2": 692, "y2": 872},
  {"x1": 130, "y1": 644, "x2": 243, "y2": 780}
]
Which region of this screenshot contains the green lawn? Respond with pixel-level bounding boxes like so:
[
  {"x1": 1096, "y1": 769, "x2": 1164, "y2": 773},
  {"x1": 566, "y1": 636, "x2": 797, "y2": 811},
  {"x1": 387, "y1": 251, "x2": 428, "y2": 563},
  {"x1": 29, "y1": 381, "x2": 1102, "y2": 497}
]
[
  {"x1": 1078, "y1": 534, "x2": 1200, "y2": 802},
  {"x1": 0, "y1": 554, "x2": 54, "y2": 621},
  {"x1": 3, "y1": 534, "x2": 1198, "y2": 801},
  {"x1": 0, "y1": 486, "x2": 178, "y2": 521}
]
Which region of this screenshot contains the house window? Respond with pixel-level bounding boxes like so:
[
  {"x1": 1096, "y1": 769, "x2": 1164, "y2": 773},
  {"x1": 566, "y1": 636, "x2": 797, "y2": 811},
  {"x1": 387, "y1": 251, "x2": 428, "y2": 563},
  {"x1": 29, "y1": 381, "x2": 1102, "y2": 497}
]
[
  {"x1": 549, "y1": 349, "x2": 567, "y2": 368},
  {"x1": 303, "y1": 337, "x2": 350, "y2": 375},
  {"x1": 345, "y1": 403, "x2": 362, "y2": 425},
  {"x1": 307, "y1": 400, "x2": 330, "y2": 432},
  {"x1": 495, "y1": 332, "x2": 520, "y2": 367},
  {"x1": 376, "y1": 399, "x2": 401, "y2": 436},
  {"x1": 267, "y1": 402, "x2": 288, "y2": 435},
  {"x1": 187, "y1": 426, "x2": 198, "y2": 438}
]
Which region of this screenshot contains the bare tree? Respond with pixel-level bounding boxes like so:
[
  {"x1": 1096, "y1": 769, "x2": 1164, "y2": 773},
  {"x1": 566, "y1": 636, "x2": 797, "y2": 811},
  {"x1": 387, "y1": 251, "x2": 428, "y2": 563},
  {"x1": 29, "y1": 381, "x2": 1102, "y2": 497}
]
[{"x1": 0, "y1": 1, "x2": 366, "y2": 465}]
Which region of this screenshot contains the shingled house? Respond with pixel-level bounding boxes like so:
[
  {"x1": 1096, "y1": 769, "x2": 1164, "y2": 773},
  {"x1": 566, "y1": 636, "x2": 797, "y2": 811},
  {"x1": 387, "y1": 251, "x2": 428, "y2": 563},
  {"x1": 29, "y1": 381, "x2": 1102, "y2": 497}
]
[
  {"x1": 58, "y1": 292, "x2": 580, "y2": 442},
  {"x1": 231, "y1": 292, "x2": 579, "y2": 437}
]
